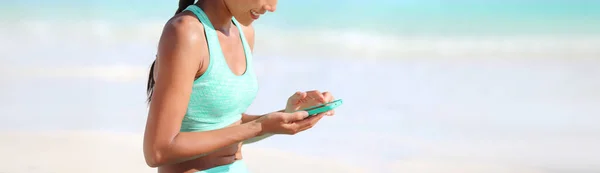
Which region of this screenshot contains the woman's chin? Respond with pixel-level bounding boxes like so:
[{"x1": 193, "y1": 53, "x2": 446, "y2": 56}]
[{"x1": 235, "y1": 16, "x2": 255, "y2": 26}]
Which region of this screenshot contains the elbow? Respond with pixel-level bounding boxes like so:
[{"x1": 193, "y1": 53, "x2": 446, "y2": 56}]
[
  {"x1": 144, "y1": 148, "x2": 168, "y2": 168},
  {"x1": 144, "y1": 133, "x2": 182, "y2": 167},
  {"x1": 145, "y1": 155, "x2": 161, "y2": 168}
]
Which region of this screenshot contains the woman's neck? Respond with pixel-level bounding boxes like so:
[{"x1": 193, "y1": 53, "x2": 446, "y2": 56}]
[{"x1": 196, "y1": 0, "x2": 234, "y2": 34}]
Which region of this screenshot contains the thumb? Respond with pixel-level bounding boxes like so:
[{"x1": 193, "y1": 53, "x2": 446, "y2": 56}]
[{"x1": 283, "y1": 111, "x2": 309, "y2": 122}]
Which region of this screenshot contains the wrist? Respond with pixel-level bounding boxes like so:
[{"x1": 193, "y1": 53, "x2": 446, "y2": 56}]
[
  {"x1": 243, "y1": 109, "x2": 283, "y2": 123},
  {"x1": 246, "y1": 119, "x2": 265, "y2": 137},
  {"x1": 242, "y1": 113, "x2": 264, "y2": 123}
]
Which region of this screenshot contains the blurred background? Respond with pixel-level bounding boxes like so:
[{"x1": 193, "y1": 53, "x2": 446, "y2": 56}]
[{"x1": 1, "y1": 0, "x2": 599, "y2": 173}]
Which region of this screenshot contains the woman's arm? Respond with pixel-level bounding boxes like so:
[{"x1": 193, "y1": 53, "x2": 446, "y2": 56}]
[
  {"x1": 241, "y1": 111, "x2": 283, "y2": 123},
  {"x1": 143, "y1": 16, "x2": 263, "y2": 168},
  {"x1": 241, "y1": 112, "x2": 281, "y2": 144}
]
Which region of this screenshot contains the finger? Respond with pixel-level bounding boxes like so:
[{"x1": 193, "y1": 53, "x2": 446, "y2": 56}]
[
  {"x1": 306, "y1": 90, "x2": 325, "y2": 103},
  {"x1": 322, "y1": 92, "x2": 335, "y2": 116},
  {"x1": 298, "y1": 120, "x2": 318, "y2": 132},
  {"x1": 295, "y1": 113, "x2": 326, "y2": 129},
  {"x1": 291, "y1": 91, "x2": 307, "y2": 104},
  {"x1": 304, "y1": 113, "x2": 326, "y2": 129},
  {"x1": 291, "y1": 91, "x2": 306, "y2": 100},
  {"x1": 325, "y1": 110, "x2": 335, "y2": 116},
  {"x1": 282, "y1": 111, "x2": 309, "y2": 122},
  {"x1": 283, "y1": 113, "x2": 325, "y2": 135},
  {"x1": 322, "y1": 91, "x2": 334, "y2": 102}
]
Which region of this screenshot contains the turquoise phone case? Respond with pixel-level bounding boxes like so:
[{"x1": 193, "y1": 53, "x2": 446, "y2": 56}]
[{"x1": 303, "y1": 99, "x2": 343, "y2": 116}]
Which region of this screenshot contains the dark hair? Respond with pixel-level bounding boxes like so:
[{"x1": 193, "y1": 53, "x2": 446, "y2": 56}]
[{"x1": 147, "y1": 0, "x2": 196, "y2": 103}]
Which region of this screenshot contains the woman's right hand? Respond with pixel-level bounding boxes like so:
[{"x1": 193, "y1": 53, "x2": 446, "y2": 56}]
[{"x1": 255, "y1": 111, "x2": 326, "y2": 135}]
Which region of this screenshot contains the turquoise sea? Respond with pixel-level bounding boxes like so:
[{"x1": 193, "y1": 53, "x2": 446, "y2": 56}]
[
  {"x1": 2, "y1": 0, "x2": 599, "y2": 64},
  {"x1": 1, "y1": 1, "x2": 600, "y2": 173},
  {"x1": 4, "y1": 0, "x2": 600, "y2": 35}
]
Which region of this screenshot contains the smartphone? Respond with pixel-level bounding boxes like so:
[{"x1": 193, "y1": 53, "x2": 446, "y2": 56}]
[{"x1": 302, "y1": 99, "x2": 343, "y2": 116}]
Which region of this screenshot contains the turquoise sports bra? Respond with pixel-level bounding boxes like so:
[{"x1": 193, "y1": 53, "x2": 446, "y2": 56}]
[{"x1": 180, "y1": 5, "x2": 259, "y2": 132}]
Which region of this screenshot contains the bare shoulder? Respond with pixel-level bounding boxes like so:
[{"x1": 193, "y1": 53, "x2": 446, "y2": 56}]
[
  {"x1": 160, "y1": 12, "x2": 207, "y2": 48},
  {"x1": 153, "y1": 11, "x2": 208, "y2": 92},
  {"x1": 240, "y1": 24, "x2": 255, "y2": 51},
  {"x1": 155, "y1": 11, "x2": 208, "y2": 77}
]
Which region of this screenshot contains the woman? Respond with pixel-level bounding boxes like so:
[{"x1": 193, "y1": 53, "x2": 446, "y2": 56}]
[{"x1": 143, "y1": 0, "x2": 336, "y2": 172}]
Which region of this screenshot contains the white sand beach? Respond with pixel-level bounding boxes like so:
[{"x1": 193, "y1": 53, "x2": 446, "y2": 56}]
[
  {"x1": 0, "y1": 131, "x2": 366, "y2": 173},
  {"x1": 1, "y1": 131, "x2": 569, "y2": 173}
]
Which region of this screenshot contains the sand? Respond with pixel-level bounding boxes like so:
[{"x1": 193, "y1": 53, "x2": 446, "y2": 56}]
[
  {"x1": 0, "y1": 131, "x2": 585, "y2": 173},
  {"x1": 0, "y1": 131, "x2": 365, "y2": 173}
]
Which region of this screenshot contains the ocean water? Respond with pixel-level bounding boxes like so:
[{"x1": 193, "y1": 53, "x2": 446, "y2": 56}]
[{"x1": 1, "y1": 0, "x2": 600, "y2": 173}]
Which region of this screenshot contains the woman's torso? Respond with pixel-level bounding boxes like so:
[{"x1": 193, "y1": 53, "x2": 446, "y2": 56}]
[{"x1": 158, "y1": 4, "x2": 258, "y2": 173}]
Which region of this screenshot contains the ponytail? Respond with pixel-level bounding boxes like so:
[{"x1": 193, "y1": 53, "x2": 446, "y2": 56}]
[
  {"x1": 176, "y1": 0, "x2": 195, "y2": 14},
  {"x1": 147, "y1": 0, "x2": 196, "y2": 103}
]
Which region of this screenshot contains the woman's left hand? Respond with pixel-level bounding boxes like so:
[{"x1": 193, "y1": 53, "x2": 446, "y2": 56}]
[{"x1": 285, "y1": 90, "x2": 336, "y2": 116}]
